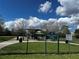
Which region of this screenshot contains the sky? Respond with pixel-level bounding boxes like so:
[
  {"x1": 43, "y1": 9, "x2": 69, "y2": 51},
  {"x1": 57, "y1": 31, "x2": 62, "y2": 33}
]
[
  {"x1": 0, "y1": 0, "x2": 79, "y2": 32},
  {"x1": 0, "y1": 0, "x2": 60, "y2": 21}
]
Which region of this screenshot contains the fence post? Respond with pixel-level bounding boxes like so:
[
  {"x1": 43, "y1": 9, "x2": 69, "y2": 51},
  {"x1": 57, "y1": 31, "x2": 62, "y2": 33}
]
[
  {"x1": 45, "y1": 36, "x2": 47, "y2": 54},
  {"x1": 57, "y1": 35, "x2": 59, "y2": 54},
  {"x1": 26, "y1": 35, "x2": 29, "y2": 54}
]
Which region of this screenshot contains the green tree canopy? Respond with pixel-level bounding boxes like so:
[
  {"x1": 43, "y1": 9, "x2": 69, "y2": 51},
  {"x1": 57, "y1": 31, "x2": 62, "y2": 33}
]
[
  {"x1": 0, "y1": 17, "x2": 4, "y2": 33},
  {"x1": 62, "y1": 26, "x2": 70, "y2": 34},
  {"x1": 74, "y1": 29, "x2": 79, "y2": 38}
]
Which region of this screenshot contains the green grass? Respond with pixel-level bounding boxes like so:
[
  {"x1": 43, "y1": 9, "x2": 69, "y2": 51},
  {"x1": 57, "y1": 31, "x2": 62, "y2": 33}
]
[
  {"x1": 59, "y1": 37, "x2": 79, "y2": 44},
  {"x1": 72, "y1": 37, "x2": 79, "y2": 44},
  {"x1": 0, "y1": 36, "x2": 14, "y2": 42},
  {"x1": 0, "y1": 42, "x2": 79, "y2": 54},
  {"x1": 1, "y1": 54, "x2": 79, "y2": 59},
  {"x1": 0, "y1": 42, "x2": 79, "y2": 59}
]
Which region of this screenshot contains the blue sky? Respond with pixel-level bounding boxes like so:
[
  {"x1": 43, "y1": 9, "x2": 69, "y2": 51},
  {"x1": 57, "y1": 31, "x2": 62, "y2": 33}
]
[
  {"x1": 1, "y1": 0, "x2": 79, "y2": 32},
  {"x1": 0, "y1": 0, "x2": 61, "y2": 21}
]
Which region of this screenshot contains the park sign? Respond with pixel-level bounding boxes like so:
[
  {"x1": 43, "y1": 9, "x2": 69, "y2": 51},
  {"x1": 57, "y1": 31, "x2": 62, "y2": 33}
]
[{"x1": 66, "y1": 34, "x2": 72, "y2": 41}]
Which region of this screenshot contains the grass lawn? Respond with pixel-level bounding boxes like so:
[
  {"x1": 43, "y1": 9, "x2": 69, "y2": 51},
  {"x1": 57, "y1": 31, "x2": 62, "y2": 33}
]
[
  {"x1": 1, "y1": 54, "x2": 79, "y2": 59},
  {"x1": 59, "y1": 37, "x2": 79, "y2": 44},
  {"x1": 0, "y1": 42, "x2": 79, "y2": 59},
  {"x1": 0, "y1": 42, "x2": 79, "y2": 54},
  {"x1": 72, "y1": 37, "x2": 79, "y2": 44},
  {"x1": 0, "y1": 36, "x2": 14, "y2": 42}
]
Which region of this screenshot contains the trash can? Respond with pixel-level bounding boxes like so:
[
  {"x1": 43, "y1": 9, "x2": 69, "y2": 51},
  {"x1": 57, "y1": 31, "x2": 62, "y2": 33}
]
[
  {"x1": 17, "y1": 36, "x2": 19, "y2": 40},
  {"x1": 19, "y1": 37, "x2": 22, "y2": 43},
  {"x1": 65, "y1": 40, "x2": 68, "y2": 44}
]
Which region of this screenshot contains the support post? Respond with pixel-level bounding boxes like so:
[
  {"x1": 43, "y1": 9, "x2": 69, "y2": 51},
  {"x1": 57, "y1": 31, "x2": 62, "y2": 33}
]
[
  {"x1": 26, "y1": 35, "x2": 29, "y2": 54},
  {"x1": 45, "y1": 36, "x2": 47, "y2": 54},
  {"x1": 57, "y1": 35, "x2": 59, "y2": 54}
]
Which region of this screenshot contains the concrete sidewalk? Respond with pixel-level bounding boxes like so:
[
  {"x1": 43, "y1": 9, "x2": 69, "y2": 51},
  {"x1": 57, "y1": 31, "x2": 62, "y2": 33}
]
[{"x1": 0, "y1": 41, "x2": 18, "y2": 49}]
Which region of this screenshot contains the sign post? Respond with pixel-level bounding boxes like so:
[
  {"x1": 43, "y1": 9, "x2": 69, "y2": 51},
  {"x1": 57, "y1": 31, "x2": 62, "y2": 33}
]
[
  {"x1": 66, "y1": 33, "x2": 72, "y2": 55},
  {"x1": 66, "y1": 34, "x2": 72, "y2": 41}
]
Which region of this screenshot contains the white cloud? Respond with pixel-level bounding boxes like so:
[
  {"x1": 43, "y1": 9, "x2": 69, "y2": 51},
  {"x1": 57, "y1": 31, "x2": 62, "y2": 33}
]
[
  {"x1": 56, "y1": 0, "x2": 79, "y2": 16},
  {"x1": 57, "y1": 17, "x2": 71, "y2": 24},
  {"x1": 38, "y1": 1, "x2": 52, "y2": 13},
  {"x1": 3, "y1": 17, "x2": 73, "y2": 31},
  {"x1": 69, "y1": 16, "x2": 79, "y2": 24},
  {"x1": 4, "y1": 17, "x2": 47, "y2": 30},
  {"x1": 4, "y1": 17, "x2": 58, "y2": 31},
  {"x1": 56, "y1": 6, "x2": 66, "y2": 16},
  {"x1": 56, "y1": 0, "x2": 79, "y2": 31},
  {"x1": 14, "y1": 18, "x2": 27, "y2": 30},
  {"x1": 57, "y1": 16, "x2": 79, "y2": 26},
  {"x1": 28, "y1": 17, "x2": 40, "y2": 27},
  {"x1": 4, "y1": 21, "x2": 15, "y2": 31},
  {"x1": 77, "y1": 25, "x2": 79, "y2": 29},
  {"x1": 4, "y1": 16, "x2": 79, "y2": 32},
  {"x1": 48, "y1": 18, "x2": 57, "y2": 22},
  {"x1": 4, "y1": 0, "x2": 79, "y2": 32},
  {"x1": 28, "y1": 17, "x2": 48, "y2": 29},
  {"x1": 4, "y1": 18, "x2": 27, "y2": 31}
]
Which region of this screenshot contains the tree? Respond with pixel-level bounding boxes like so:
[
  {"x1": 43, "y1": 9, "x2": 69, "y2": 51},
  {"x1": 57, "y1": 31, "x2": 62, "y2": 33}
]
[
  {"x1": 16, "y1": 29, "x2": 26, "y2": 36},
  {"x1": 59, "y1": 26, "x2": 70, "y2": 37},
  {"x1": 11, "y1": 19, "x2": 27, "y2": 39},
  {"x1": 0, "y1": 25, "x2": 3, "y2": 32},
  {"x1": 74, "y1": 29, "x2": 79, "y2": 38},
  {"x1": 4, "y1": 28, "x2": 12, "y2": 36},
  {"x1": 0, "y1": 17, "x2": 4, "y2": 35},
  {"x1": 62, "y1": 26, "x2": 70, "y2": 33}
]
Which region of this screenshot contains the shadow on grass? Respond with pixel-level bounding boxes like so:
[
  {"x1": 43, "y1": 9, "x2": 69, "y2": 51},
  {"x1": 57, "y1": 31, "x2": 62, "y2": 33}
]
[{"x1": 0, "y1": 52, "x2": 79, "y2": 55}]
